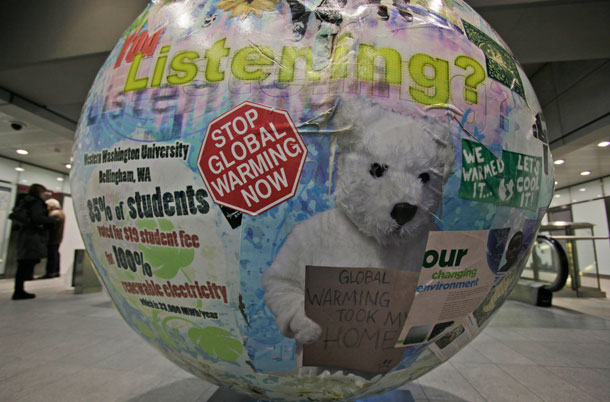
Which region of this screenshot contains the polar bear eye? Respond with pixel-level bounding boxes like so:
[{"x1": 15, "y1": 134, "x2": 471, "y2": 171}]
[
  {"x1": 370, "y1": 163, "x2": 388, "y2": 178},
  {"x1": 419, "y1": 172, "x2": 430, "y2": 183}
]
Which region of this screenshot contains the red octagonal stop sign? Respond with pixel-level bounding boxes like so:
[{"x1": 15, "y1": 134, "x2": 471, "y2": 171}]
[{"x1": 197, "y1": 101, "x2": 308, "y2": 216}]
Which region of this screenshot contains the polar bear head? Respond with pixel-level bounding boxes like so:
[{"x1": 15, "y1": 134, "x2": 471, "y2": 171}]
[{"x1": 332, "y1": 99, "x2": 455, "y2": 247}]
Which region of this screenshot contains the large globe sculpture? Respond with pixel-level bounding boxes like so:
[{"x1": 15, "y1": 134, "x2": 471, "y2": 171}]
[{"x1": 71, "y1": 0, "x2": 554, "y2": 400}]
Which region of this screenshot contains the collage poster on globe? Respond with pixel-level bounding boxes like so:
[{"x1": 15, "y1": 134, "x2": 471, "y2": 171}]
[
  {"x1": 395, "y1": 230, "x2": 495, "y2": 347},
  {"x1": 68, "y1": 0, "x2": 555, "y2": 399},
  {"x1": 427, "y1": 314, "x2": 480, "y2": 362}
]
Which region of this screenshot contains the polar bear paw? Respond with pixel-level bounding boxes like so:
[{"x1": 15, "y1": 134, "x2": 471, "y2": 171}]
[{"x1": 290, "y1": 314, "x2": 322, "y2": 344}]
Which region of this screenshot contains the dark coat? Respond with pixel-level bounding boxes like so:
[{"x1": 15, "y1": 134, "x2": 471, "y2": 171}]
[{"x1": 16, "y1": 195, "x2": 55, "y2": 260}]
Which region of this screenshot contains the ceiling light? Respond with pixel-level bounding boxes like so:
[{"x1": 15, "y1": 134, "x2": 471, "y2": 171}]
[
  {"x1": 580, "y1": 171, "x2": 591, "y2": 176},
  {"x1": 579, "y1": 188, "x2": 586, "y2": 192},
  {"x1": 16, "y1": 149, "x2": 28, "y2": 155},
  {"x1": 554, "y1": 181, "x2": 558, "y2": 185},
  {"x1": 15, "y1": 167, "x2": 24, "y2": 172},
  {"x1": 553, "y1": 159, "x2": 565, "y2": 165},
  {"x1": 56, "y1": 177, "x2": 64, "y2": 182},
  {"x1": 598, "y1": 141, "x2": 610, "y2": 147},
  {"x1": 554, "y1": 194, "x2": 560, "y2": 198},
  {"x1": 65, "y1": 163, "x2": 72, "y2": 169},
  {"x1": 20, "y1": 179, "x2": 27, "y2": 183}
]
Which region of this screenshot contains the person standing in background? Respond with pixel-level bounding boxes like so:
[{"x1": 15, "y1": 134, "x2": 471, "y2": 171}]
[
  {"x1": 10, "y1": 184, "x2": 56, "y2": 300},
  {"x1": 40, "y1": 198, "x2": 65, "y2": 279}
]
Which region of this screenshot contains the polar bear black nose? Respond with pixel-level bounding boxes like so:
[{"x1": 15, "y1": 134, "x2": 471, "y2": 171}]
[{"x1": 391, "y1": 203, "x2": 417, "y2": 226}]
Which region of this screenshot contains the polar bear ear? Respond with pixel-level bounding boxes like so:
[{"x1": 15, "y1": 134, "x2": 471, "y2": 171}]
[
  {"x1": 441, "y1": 139, "x2": 456, "y2": 183},
  {"x1": 330, "y1": 98, "x2": 380, "y2": 150},
  {"x1": 421, "y1": 115, "x2": 456, "y2": 183}
]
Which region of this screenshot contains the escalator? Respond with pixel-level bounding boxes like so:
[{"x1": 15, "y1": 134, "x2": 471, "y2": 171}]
[
  {"x1": 517, "y1": 220, "x2": 608, "y2": 305},
  {"x1": 523, "y1": 235, "x2": 570, "y2": 293},
  {"x1": 508, "y1": 233, "x2": 571, "y2": 307}
]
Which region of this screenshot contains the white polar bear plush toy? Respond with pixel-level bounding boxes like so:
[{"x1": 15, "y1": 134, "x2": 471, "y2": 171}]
[{"x1": 261, "y1": 99, "x2": 455, "y2": 361}]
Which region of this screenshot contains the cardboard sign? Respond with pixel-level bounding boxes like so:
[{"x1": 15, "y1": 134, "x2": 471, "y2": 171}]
[{"x1": 303, "y1": 266, "x2": 420, "y2": 374}]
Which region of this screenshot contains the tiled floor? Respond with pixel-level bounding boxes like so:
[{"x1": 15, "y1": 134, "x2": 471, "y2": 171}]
[{"x1": 1, "y1": 277, "x2": 609, "y2": 402}]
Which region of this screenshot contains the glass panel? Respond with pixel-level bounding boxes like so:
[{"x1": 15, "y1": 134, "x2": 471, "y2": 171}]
[
  {"x1": 547, "y1": 205, "x2": 572, "y2": 223},
  {"x1": 0, "y1": 185, "x2": 14, "y2": 275},
  {"x1": 571, "y1": 179, "x2": 603, "y2": 203},
  {"x1": 550, "y1": 187, "x2": 571, "y2": 207},
  {"x1": 572, "y1": 200, "x2": 610, "y2": 277},
  {"x1": 0, "y1": 157, "x2": 19, "y2": 184},
  {"x1": 62, "y1": 176, "x2": 71, "y2": 195},
  {"x1": 603, "y1": 176, "x2": 610, "y2": 197},
  {"x1": 19, "y1": 165, "x2": 61, "y2": 191}
]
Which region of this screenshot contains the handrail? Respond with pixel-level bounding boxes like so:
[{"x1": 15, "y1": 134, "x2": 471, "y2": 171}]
[
  {"x1": 545, "y1": 235, "x2": 609, "y2": 240},
  {"x1": 539, "y1": 222, "x2": 605, "y2": 294},
  {"x1": 541, "y1": 222, "x2": 595, "y2": 231}
]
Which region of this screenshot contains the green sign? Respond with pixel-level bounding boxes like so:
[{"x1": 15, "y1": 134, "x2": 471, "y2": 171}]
[
  {"x1": 462, "y1": 20, "x2": 526, "y2": 101},
  {"x1": 459, "y1": 139, "x2": 541, "y2": 211}
]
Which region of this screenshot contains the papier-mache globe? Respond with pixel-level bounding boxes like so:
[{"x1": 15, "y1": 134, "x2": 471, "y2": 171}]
[{"x1": 71, "y1": 0, "x2": 554, "y2": 399}]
